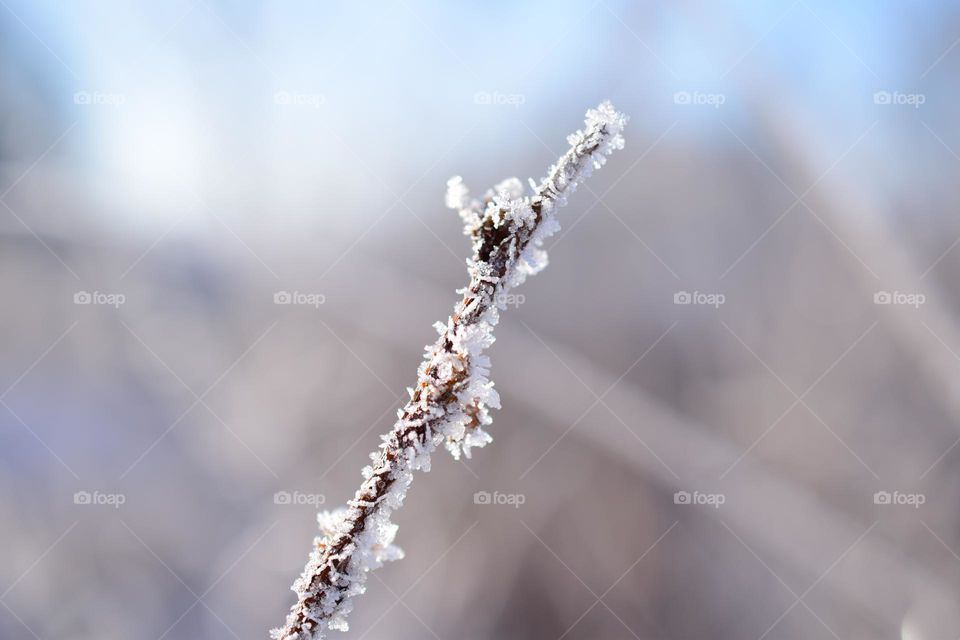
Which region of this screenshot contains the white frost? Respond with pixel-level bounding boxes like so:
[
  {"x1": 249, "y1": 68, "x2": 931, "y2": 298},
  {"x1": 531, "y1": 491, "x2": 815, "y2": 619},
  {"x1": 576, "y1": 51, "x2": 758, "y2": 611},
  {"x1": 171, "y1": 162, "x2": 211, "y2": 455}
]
[{"x1": 273, "y1": 102, "x2": 627, "y2": 640}]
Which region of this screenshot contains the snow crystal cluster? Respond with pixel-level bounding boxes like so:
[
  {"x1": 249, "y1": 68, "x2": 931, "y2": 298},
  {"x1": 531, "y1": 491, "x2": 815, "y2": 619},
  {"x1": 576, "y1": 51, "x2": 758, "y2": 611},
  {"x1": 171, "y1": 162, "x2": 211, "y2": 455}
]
[{"x1": 272, "y1": 102, "x2": 627, "y2": 640}]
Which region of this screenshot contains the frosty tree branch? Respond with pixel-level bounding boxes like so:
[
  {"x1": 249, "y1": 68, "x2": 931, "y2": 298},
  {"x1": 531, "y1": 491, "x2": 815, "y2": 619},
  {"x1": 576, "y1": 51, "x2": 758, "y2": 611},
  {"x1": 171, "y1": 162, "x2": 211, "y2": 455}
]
[{"x1": 272, "y1": 102, "x2": 627, "y2": 640}]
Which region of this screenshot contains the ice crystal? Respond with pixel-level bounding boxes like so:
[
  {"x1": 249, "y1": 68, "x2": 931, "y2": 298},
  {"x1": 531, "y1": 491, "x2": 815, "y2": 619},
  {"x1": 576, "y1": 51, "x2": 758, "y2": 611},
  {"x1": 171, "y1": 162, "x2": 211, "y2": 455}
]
[{"x1": 273, "y1": 102, "x2": 627, "y2": 640}]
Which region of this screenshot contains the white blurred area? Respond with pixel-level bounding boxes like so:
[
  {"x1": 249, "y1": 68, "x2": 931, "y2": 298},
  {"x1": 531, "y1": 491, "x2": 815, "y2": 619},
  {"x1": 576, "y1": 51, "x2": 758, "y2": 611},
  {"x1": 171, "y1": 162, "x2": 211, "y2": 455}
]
[{"x1": 3, "y1": 1, "x2": 960, "y2": 639}]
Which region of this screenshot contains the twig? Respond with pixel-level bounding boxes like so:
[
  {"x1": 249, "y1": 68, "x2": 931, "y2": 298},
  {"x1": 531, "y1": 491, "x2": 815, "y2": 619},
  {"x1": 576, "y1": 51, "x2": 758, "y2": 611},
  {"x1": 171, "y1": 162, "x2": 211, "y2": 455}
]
[{"x1": 272, "y1": 102, "x2": 627, "y2": 640}]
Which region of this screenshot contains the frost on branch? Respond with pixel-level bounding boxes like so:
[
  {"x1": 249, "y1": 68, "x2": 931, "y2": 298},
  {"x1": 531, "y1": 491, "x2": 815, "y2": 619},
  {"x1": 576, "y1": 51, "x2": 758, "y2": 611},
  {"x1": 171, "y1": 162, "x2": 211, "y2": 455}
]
[{"x1": 272, "y1": 101, "x2": 627, "y2": 640}]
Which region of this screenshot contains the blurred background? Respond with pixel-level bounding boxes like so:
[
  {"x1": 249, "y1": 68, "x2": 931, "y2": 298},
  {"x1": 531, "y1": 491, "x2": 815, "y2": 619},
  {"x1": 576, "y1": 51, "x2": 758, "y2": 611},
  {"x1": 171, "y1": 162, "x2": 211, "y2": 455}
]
[{"x1": 2, "y1": 1, "x2": 960, "y2": 638}]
